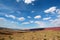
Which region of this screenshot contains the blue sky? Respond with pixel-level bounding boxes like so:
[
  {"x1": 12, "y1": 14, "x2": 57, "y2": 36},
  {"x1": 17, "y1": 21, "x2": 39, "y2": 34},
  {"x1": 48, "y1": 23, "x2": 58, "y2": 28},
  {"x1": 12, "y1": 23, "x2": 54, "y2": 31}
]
[{"x1": 0, "y1": 0, "x2": 60, "y2": 29}]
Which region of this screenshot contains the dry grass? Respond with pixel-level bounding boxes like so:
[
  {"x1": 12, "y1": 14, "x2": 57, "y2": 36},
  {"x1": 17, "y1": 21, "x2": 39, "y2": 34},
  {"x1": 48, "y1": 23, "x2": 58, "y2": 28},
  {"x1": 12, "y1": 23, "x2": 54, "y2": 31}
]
[{"x1": 0, "y1": 30, "x2": 60, "y2": 40}]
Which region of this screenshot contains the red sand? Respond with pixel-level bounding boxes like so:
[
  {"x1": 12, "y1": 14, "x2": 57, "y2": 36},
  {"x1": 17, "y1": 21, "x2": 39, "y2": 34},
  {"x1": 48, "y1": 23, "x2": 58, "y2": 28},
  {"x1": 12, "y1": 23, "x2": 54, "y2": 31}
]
[{"x1": 45, "y1": 27, "x2": 60, "y2": 31}]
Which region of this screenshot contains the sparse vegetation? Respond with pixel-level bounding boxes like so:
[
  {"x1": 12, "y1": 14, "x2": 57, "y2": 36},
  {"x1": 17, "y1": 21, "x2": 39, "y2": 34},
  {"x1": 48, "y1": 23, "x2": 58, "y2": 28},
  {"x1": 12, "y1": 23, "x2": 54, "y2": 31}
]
[
  {"x1": 0, "y1": 29, "x2": 60, "y2": 40},
  {"x1": 9, "y1": 36, "x2": 13, "y2": 40},
  {"x1": 0, "y1": 38, "x2": 5, "y2": 40}
]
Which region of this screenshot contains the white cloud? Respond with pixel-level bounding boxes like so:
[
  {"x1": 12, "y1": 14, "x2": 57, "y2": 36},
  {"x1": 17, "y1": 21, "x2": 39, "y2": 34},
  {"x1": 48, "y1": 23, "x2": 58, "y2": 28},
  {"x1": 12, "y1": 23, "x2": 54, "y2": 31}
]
[
  {"x1": 23, "y1": 0, "x2": 35, "y2": 4},
  {"x1": 27, "y1": 16, "x2": 31, "y2": 18},
  {"x1": 43, "y1": 17, "x2": 51, "y2": 20},
  {"x1": 0, "y1": 4, "x2": 14, "y2": 14},
  {"x1": 34, "y1": 15, "x2": 41, "y2": 19},
  {"x1": 49, "y1": 19, "x2": 53, "y2": 22},
  {"x1": 16, "y1": 0, "x2": 20, "y2": 2},
  {"x1": 30, "y1": 21, "x2": 34, "y2": 23},
  {"x1": 0, "y1": 19, "x2": 22, "y2": 29},
  {"x1": 18, "y1": 17, "x2": 25, "y2": 21},
  {"x1": 57, "y1": 15, "x2": 60, "y2": 18},
  {"x1": 5, "y1": 14, "x2": 16, "y2": 19},
  {"x1": 44, "y1": 6, "x2": 60, "y2": 15},
  {"x1": 31, "y1": 11, "x2": 35, "y2": 13},
  {"x1": 44, "y1": 7, "x2": 56, "y2": 13},
  {"x1": 35, "y1": 21, "x2": 46, "y2": 28},
  {"x1": 22, "y1": 22, "x2": 30, "y2": 24},
  {"x1": 51, "y1": 18, "x2": 60, "y2": 27},
  {"x1": 0, "y1": 17, "x2": 5, "y2": 20},
  {"x1": 0, "y1": 17, "x2": 23, "y2": 29},
  {"x1": 56, "y1": 9, "x2": 60, "y2": 14},
  {"x1": 0, "y1": 17, "x2": 6, "y2": 21},
  {"x1": 22, "y1": 20, "x2": 34, "y2": 25},
  {"x1": 32, "y1": 3, "x2": 35, "y2": 5},
  {"x1": 16, "y1": 11, "x2": 21, "y2": 14}
]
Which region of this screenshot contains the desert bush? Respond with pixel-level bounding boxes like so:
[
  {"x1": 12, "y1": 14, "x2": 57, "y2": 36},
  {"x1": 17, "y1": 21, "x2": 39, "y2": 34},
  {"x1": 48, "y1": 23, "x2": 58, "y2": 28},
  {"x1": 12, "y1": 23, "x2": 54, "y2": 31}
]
[
  {"x1": 44, "y1": 39, "x2": 47, "y2": 40},
  {"x1": 9, "y1": 36, "x2": 13, "y2": 40},
  {"x1": 0, "y1": 38, "x2": 5, "y2": 40},
  {"x1": 44, "y1": 35, "x2": 46, "y2": 37}
]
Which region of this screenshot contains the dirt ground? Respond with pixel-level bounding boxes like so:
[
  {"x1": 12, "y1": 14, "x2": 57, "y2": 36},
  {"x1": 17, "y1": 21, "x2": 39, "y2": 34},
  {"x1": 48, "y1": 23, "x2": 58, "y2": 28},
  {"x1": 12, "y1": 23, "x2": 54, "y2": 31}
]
[{"x1": 0, "y1": 30, "x2": 60, "y2": 40}]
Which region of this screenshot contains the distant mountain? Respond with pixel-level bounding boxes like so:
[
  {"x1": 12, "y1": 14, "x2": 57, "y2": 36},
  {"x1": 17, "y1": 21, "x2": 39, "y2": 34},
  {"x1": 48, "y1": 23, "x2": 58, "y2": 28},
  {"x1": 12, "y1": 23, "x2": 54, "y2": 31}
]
[
  {"x1": 0, "y1": 27, "x2": 60, "y2": 31},
  {"x1": 24, "y1": 27, "x2": 60, "y2": 31},
  {"x1": 24, "y1": 28, "x2": 44, "y2": 31},
  {"x1": 0, "y1": 27, "x2": 60, "y2": 36},
  {"x1": 45, "y1": 27, "x2": 60, "y2": 31},
  {"x1": 0, "y1": 27, "x2": 28, "y2": 34}
]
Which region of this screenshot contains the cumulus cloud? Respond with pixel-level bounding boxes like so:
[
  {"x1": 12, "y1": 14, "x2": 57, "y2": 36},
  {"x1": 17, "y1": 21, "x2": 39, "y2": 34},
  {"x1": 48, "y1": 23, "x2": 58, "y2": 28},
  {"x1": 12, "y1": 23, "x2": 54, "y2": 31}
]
[
  {"x1": 43, "y1": 17, "x2": 51, "y2": 20},
  {"x1": 5, "y1": 14, "x2": 16, "y2": 19},
  {"x1": 23, "y1": 0, "x2": 35, "y2": 4},
  {"x1": 34, "y1": 15, "x2": 41, "y2": 19},
  {"x1": 18, "y1": 17, "x2": 25, "y2": 21},
  {"x1": 44, "y1": 7, "x2": 56, "y2": 13}
]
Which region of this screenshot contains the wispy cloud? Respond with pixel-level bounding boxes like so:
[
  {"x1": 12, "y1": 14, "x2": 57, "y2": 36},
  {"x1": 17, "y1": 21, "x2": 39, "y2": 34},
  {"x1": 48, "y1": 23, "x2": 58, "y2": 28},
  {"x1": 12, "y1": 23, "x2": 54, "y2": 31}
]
[
  {"x1": 35, "y1": 21, "x2": 46, "y2": 28},
  {"x1": 43, "y1": 17, "x2": 51, "y2": 20},
  {"x1": 31, "y1": 11, "x2": 35, "y2": 13},
  {"x1": 0, "y1": 4, "x2": 14, "y2": 14},
  {"x1": 29, "y1": 20, "x2": 34, "y2": 23},
  {"x1": 0, "y1": 17, "x2": 6, "y2": 21},
  {"x1": 51, "y1": 18, "x2": 60, "y2": 27},
  {"x1": 0, "y1": 17, "x2": 22, "y2": 29},
  {"x1": 57, "y1": 15, "x2": 60, "y2": 18},
  {"x1": 22, "y1": 22, "x2": 30, "y2": 24},
  {"x1": 16, "y1": 0, "x2": 20, "y2": 2},
  {"x1": 56, "y1": 9, "x2": 60, "y2": 14},
  {"x1": 21, "y1": 20, "x2": 34, "y2": 25},
  {"x1": 27, "y1": 16, "x2": 31, "y2": 18}
]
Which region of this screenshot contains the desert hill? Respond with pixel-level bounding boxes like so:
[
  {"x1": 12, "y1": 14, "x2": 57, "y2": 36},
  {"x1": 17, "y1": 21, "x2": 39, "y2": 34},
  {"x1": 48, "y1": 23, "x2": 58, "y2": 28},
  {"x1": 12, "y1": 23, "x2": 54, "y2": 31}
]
[
  {"x1": 0, "y1": 27, "x2": 60, "y2": 40},
  {"x1": 45, "y1": 27, "x2": 60, "y2": 30},
  {"x1": 24, "y1": 27, "x2": 60, "y2": 31}
]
